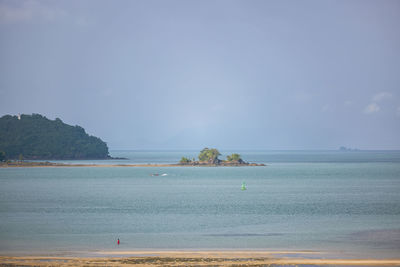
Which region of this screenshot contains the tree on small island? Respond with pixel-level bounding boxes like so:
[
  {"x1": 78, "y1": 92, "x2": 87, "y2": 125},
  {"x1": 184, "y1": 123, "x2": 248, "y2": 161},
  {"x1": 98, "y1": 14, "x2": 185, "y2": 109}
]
[
  {"x1": 226, "y1": 153, "x2": 242, "y2": 162},
  {"x1": 198, "y1": 148, "x2": 221, "y2": 164},
  {"x1": 177, "y1": 148, "x2": 265, "y2": 166},
  {"x1": 180, "y1": 157, "x2": 192, "y2": 164}
]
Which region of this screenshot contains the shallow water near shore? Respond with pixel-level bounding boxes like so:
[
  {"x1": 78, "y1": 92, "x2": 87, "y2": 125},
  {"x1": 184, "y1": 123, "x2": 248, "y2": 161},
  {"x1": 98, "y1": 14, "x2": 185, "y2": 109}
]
[{"x1": 0, "y1": 151, "x2": 399, "y2": 258}]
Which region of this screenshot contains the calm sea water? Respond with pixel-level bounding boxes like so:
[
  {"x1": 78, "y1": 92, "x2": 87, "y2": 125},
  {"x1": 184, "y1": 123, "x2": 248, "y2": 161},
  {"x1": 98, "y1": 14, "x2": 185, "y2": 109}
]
[{"x1": 0, "y1": 151, "x2": 399, "y2": 257}]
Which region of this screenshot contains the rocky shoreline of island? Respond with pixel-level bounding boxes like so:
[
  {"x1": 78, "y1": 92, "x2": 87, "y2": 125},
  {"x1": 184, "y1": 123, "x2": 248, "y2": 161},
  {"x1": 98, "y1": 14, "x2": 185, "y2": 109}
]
[{"x1": 178, "y1": 161, "x2": 265, "y2": 167}]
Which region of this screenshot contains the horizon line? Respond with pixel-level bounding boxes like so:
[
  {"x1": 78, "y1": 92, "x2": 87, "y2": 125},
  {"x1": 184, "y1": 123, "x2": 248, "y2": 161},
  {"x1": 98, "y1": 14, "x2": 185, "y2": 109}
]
[{"x1": 108, "y1": 149, "x2": 400, "y2": 152}]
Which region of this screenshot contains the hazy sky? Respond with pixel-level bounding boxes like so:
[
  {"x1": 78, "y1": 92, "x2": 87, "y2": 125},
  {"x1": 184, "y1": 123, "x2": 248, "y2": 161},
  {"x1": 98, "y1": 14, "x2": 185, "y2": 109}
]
[{"x1": 0, "y1": 0, "x2": 399, "y2": 150}]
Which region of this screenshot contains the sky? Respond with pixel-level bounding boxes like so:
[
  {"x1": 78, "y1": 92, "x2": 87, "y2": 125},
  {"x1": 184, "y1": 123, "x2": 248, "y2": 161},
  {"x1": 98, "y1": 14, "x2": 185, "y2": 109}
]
[{"x1": 0, "y1": 0, "x2": 399, "y2": 150}]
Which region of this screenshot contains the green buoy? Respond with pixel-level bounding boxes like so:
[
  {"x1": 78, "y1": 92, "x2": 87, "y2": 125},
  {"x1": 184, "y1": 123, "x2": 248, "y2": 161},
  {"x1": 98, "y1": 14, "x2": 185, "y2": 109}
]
[{"x1": 241, "y1": 181, "x2": 247, "y2": 191}]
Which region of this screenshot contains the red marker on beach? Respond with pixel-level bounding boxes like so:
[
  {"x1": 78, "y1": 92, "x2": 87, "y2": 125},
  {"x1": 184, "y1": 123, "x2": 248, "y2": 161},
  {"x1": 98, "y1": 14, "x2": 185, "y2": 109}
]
[{"x1": 117, "y1": 238, "x2": 120, "y2": 245}]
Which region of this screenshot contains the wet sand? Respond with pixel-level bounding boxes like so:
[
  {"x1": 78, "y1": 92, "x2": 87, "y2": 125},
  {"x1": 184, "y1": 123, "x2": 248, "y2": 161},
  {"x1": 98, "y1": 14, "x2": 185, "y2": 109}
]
[
  {"x1": 0, "y1": 164, "x2": 183, "y2": 168},
  {"x1": 0, "y1": 163, "x2": 264, "y2": 168},
  {"x1": 1, "y1": 250, "x2": 399, "y2": 266},
  {"x1": 0, "y1": 162, "x2": 181, "y2": 168}
]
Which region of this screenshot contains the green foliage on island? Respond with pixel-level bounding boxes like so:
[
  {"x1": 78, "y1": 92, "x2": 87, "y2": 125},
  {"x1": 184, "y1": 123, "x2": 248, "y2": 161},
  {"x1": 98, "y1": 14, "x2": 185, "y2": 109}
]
[
  {"x1": 198, "y1": 148, "x2": 221, "y2": 163},
  {"x1": 197, "y1": 148, "x2": 243, "y2": 163},
  {"x1": 226, "y1": 153, "x2": 242, "y2": 162},
  {"x1": 0, "y1": 114, "x2": 110, "y2": 160},
  {"x1": 0, "y1": 151, "x2": 5, "y2": 162},
  {"x1": 178, "y1": 148, "x2": 263, "y2": 166},
  {"x1": 180, "y1": 156, "x2": 192, "y2": 164}
]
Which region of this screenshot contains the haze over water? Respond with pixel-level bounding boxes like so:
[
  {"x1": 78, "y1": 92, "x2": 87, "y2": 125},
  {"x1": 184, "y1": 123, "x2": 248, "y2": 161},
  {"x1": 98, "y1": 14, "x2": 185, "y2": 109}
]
[
  {"x1": 1, "y1": 151, "x2": 399, "y2": 258},
  {"x1": 1, "y1": 0, "x2": 400, "y2": 150}
]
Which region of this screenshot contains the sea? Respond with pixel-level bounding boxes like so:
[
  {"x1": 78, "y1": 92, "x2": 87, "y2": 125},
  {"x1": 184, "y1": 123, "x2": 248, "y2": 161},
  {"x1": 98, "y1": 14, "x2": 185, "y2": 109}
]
[{"x1": 0, "y1": 150, "x2": 399, "y2": 258}]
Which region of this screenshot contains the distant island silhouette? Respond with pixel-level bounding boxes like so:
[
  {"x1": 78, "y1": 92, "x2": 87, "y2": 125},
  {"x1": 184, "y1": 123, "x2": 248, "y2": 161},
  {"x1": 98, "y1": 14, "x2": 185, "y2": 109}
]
[{"x1": 339, "y1": 146, "x2": 360, "y2": 152}]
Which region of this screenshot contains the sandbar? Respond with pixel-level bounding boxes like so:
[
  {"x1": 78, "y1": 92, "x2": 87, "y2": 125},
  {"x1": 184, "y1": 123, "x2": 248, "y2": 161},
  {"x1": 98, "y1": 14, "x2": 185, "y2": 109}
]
[
  {"x1": 1, "y1": 250, "x2": 399, "y2": 266},
  {"x1": 0, "y1": 162, "x2": 265, "y2": 168}
]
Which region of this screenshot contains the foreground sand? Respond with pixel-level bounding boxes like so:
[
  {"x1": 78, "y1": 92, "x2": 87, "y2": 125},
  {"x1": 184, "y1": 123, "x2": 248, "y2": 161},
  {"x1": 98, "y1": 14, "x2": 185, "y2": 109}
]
[{"x1": 1, "y1": 250, "x2": 400, "y2": 266}]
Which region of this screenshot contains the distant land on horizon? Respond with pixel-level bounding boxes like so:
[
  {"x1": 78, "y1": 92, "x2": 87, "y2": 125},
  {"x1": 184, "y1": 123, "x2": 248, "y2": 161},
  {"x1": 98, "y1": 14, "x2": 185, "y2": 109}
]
[
  {"x1": 0, "y1": 114, "x2": 110, "y2": 160},
  {"x1": 1, "y1": 113, "x2": 397, "y2": 163}
]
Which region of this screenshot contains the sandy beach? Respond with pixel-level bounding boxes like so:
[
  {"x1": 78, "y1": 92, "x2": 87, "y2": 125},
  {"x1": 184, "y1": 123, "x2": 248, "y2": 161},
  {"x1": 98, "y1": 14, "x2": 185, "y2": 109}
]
[
  {"x1": 0, "y1": 162, "x2": 265, "y2": 168},
  {"x1": 0, "y1": 162, "x2": 181, "y2": 168},
  {"x1": 1, "y1": 250, "x2": 400, "y2": 266}
]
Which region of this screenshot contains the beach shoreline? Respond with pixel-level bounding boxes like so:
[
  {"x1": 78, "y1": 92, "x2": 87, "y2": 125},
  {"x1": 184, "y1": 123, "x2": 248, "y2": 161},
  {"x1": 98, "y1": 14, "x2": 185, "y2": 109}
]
[
  {"x1": 0, "y1": 162, "x2": 266, "y2": 168},
  {"x1": 1, "y1": 250, "x2": 399, "y2": 266}
]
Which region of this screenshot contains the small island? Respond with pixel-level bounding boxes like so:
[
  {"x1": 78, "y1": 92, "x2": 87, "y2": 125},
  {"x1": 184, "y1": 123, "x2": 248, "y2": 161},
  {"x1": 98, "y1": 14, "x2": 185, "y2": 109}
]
[
  {"x1": 339, "y1": 146, "x2": 360, "y2": 152},
  {"x1": 178, "y1": 148, "x2": 265, "y2": 166}
]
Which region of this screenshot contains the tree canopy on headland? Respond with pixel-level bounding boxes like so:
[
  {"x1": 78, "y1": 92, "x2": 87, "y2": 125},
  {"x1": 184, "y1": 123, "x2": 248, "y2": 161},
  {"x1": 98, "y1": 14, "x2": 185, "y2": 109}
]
[{"x1": 0, "y1": 114, "x2": 110, "y2": 160}]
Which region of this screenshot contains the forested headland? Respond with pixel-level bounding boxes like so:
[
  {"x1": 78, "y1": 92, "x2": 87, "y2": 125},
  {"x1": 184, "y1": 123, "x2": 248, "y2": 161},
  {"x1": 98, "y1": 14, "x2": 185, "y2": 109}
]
[{"x1": 0, "y1": 114, "x2": 110, "y2": 160}]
